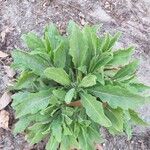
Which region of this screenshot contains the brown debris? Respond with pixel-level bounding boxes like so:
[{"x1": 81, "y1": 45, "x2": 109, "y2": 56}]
[{"x1": 0, "y1": 91, "x2": 12, "y2": 110}]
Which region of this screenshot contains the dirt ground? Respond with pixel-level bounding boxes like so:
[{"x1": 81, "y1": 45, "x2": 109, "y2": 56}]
[{"x1": 0, "y1": 0, "x2": 150, "y2": 150}]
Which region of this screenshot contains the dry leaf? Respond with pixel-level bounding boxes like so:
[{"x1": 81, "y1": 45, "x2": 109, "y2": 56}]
[
  {"x1": 4, "y1": 66, "x2": 16, "y2": 78},
  {"x1": 0, "y1": 91, "x2": 12, "y2": 110},
  {"x1": 0, "y1": 26, "x2": 14, "y2": 42},
  {"x1": 0, "y1": 51, "x2": 9, "y2": 58},
  {"x1": 96, "y1": 144, "x2": 103, "y2": 150},
  {"x1": 0, "y1": 110, "x2": 9, "y2": 129}
]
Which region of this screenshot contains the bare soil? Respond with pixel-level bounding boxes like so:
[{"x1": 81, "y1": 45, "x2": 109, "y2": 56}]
[{"x1": 0, "y1": 0, "x2": 150, "y2": 149}]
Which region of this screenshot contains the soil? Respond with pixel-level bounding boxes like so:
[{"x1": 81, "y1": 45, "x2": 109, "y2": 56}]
[{"x1": 0, "y1": 0, "x2": 150, "y2": 150}]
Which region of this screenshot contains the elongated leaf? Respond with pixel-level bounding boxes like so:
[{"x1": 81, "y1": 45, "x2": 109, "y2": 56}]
[
  {"x1": 60, "y1": 135, "x2": 79, "y2": 150},
  {"x1": 94, "y1": 72, "x2": 105, "y2": 85},
  {"x1": 129, "y1": 109, "x2": 148, "y2": 125},
  {"x1": 82, "y1": 25, "x2": 100, "y2": 58},
  {"x1": 69, "y1": 21, "x2": 88, "y2": 67},
  {"x1": 53, "y1": 41, "x2": 66, "y2": 68},
  {"x1": 105, "y1": 107, "x2": 123, "y2": 132},
  {"x1": 27, "y1": 123, "x2": 48, "y2": 144},
  {"x1": 12, "y1": 50, "x2": 49, "y2": 75},
  {"x1": 89, "y1": 85, "x2": 146, "y2": 109},
  {"x1": 79, "y1": 74, "x2": 97, "y2": 88},
  {"x1": 78, "y1": 127, "x2": 93, "y2": 150},
  {"x1": 81, "y1": 92, "x2": 111, "y2": 127},
  {"x1": 65, "y1": 88, "x2": 75, "y2": 104},
  {"x1": 14, "y1": 71, "x2": 37, "y2": 89},
  {"x1": 14, "y1": 116, "x2": 32, "y2": 133},
  {"x1": 46, "y1": 136, "x2": 59, "y2": 150},
  {"x1": 44, "y1": 67, "x2": 71, "y2": 86},
  {"x1": 22, "y1": 33, "x2": 45, "y2": 50},
  {"x1": 47, "y1": 23, "x2": 61, "y2": 50},
  {"x1": 93, "y1": 52, "x2": 113, "y2": 71},
  {"x1": 108, "y1": 32, "x2": 121, "y2": 50},
  {"x1": 51, "y1": 117, "x2": 62, "y2": 142},
  {"x1": 12, "y1": 89, "x2": 52, "y2": 118},
  {"x1": 108, "y1": 47, "x2": 134, "y2": 66},
  {"x1": 113, "y1": 60, "x2": 139, "y2": 80}
]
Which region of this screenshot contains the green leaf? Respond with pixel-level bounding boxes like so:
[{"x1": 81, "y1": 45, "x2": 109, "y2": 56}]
[
  {"x1": 124, "y1": 111, "x2": 132, "y2": 140},
  {"x1": 89, "y1": 52, "x2": 113, "y2": 72},
  {"x1": 94, "y1": 72, "x2": 105, "y2": 85},
  {"x1": 69, "y1": 21, "x2": 88, "y2": 67},
  {"x1": 52, "y1": 89, "x2": 66, "y2": 100},
  {"x1": 65, "y1": 88, "x2": 75, "y2": 104},
  {"x1": 53, "y1": 41, "x2": 66, "y2": 68},
  {"x1": 113, "y1": 60, "x2": 139, "y2": 80},
  {"x1": 108, "y1": 47, "x2": 134, "y2": 66},
  {"x1": 14, "y1": 115, "x2": 32, "y2": 133},
  {"x1": 90, "y1": 85, "x2": 146, "y2": 109},
  {"x1": 82, "y1": 25, "x2": 100, "y2": 58},
  {"x1": 14, "y1": 71, "x2": 37, "y2": 89},
  {"x1": 46, "y1": 136, "x2": 59, "y2": 150},
  {"x1": 105, "y1": 107, "x2": 123, "y2": 132},
  {"x1": 78, "y1": 127, "x2": 95, "y2": 150},
  {"x1": 108, "y1": 32, "x2": 121, "y2": 50},
  {"x1": 44, "y1": 67, "x2": 71, "y2": 86},
  {"x1": 12, "y1": 50, "x2": 49, "y2": 75},
  {"x1": 51, "y1": 117, "x2": 62, "y2": 142},
  {"x1": 80, "y1": 92, "x2": 111, "y2": 127},
  {"x1": 47, "y1": 23, "x2": 61, "y2": 50},
  {"x1": 27, "y1": 123, "x2": 48, "y2": 144},
  {"x1": 60, "y1": 135, "x2": 79, "y2": 150},
  {"x1": 79, "y1": 74, "x2": 97, "y2": 87},
  {"x1": 12, "y1": 89, "x2": 52, "y2": 118},
  {"x1": 63, "y1": 124, "x2": 72, "y2": 136},
  {"x1": 129, "y1": 109, "x2": 148, "y2": 125},
  {"x1": 21, "y1": 33, "x2": 45, "y2": 50}
]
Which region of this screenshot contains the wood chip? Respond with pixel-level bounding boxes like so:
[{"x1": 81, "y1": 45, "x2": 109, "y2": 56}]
[
  {"x1": 0, "y1": 91, "x2": 12, "y2": 110},
  {"x1": 0, "y1": 51, "x2": 9, "y2": 58},
  {"x1": 0, "y1": 110, "x2": 9, "y2": 129},
  {"x1": 4, "y1": 66, "x2": 16, "y2": 78}
]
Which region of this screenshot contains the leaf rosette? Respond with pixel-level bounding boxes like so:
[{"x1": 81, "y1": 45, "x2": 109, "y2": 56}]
[{"x1": 11, "y1": 21, "x2": 150, "y2": 150}]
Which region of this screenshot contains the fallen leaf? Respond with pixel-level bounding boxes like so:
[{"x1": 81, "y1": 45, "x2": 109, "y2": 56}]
[
  {"x1": 0, "y1": 26, "x2": 14, "y2": 42},
  {"x1": 4, "y1": 66, "x2": 16, "y2": 78},
  {"x1": 96, "y1": 144, "x2": 103, "y2": 150},
  {"x1": 0, "y1": 91, "x2": 12, "y2": 110},
  {"x1": 0, "y1": 51, "x2": 9, "y2": 58},
  {"x1": 0, "y1": 110, "x2": 9, "y2": 129}
]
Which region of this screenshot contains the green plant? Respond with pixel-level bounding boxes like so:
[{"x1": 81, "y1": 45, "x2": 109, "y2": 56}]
[{"x1": 11, "y1": 21, "x2": 149, "y2": 150}]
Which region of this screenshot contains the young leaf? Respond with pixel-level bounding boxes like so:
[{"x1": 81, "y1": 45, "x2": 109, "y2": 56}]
[
  {"x1": 79, "y1": 74, "x2": 97, "y2": 88},
  {"x1": 69, "y1": 21, "x2": 88, "y2": 67},
  {"x1": 94, "y1": 72, "x2": 105, "y2": 85},
  {"x1": 44, "y1": 67, "x2": 71, "y2": 86},
  {"x1": 53, "y1": 41, "x2": 66, "y2": 68},
  {"x1": 93, "y1": 52, "x2": 113, "y2": 71},
  {"x1": 81, "y1": 92, "x2": 112, "y2": 127},
  {"x1": 65, "y1": 88, "x2": 75, "y2": 104}
]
